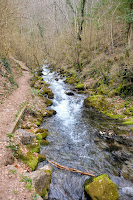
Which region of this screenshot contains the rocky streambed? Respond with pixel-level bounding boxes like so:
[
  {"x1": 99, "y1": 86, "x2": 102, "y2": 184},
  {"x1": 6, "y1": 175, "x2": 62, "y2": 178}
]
[{"x1": 37, "y1": 65, "x2": 133, "y2": 200}]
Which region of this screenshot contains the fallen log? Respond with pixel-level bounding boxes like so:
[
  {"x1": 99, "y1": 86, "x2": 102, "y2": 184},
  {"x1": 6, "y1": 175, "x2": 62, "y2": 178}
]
[{"x1": 46, "y1": 158, "x2": 95, "y2": 177}]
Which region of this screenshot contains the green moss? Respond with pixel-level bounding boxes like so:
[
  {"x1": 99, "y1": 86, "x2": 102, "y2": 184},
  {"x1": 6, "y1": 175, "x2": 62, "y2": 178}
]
[
  {"x1": 46, "y1": 110, "x2": 55, "y2": 117},
  {"x1": 35, "y1": 128, "x2": 48, "y2": 134},
  {"x1": 48, "y1": 92, "x2": 54, "y2": 99},
  {"x1": 26, "y1": 142, "x2": 40, "y2": 153},
  {"x1": 84, "y1": 95, "x2": 112, "y2": 112},
  {"x1": 40, "y1": 140, "x2": 49, "y2": 146},
  {"x1": 84, "y1": 174, "x2": 119, "y2": 200},
  {"x1": 45, "y1": 98, "x2": 53, "y2": 106},
  {"x1": 38, "y1": 77, "x2": 43, "y2": 81},
  {"x1": 123, "y1": 118, "x2": 133, "y2": 125},
  {"x1": 97, "y1": 84, "x2": 110, "y2": 95},
  {"x1": 106, "y1": 113, "x2": 125, "y2": 119},
  {"x1": 36, "y1": 121, "x2": 41, "y2": 126},
  {"x1": 40, "y1": 88, "x2": 51, "y2": 95},
  {"x1": 38, "y1": 154, "x2": 46, "y2": 162},
  {"x1": 25, "y1": 152, "x2": 38, "y2": 171},
  {"x1": 35, "y1": 133, "x2": 42, "y2": 141},
  {"x1": 66, "y1": 77, "x2": 75, "y2": 84},
  {"x1": 16, "y1": 145, "x2": 38, "y2": 170},
  {"x1": 75, "y1": 83, "x2": 84, "y2": 90},
  {"x1": 44, "y1": 170, "x2": 51, "y2": 175},
  {"x1": 41, "y1": 132, "x2": 47, "y2": 139}
]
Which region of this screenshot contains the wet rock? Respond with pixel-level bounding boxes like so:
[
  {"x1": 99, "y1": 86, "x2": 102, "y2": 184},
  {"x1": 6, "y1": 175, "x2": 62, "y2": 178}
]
[
  {"x1": 84, "y1": 174, "x2": 119, "y2": 200},
  {"x1": 112, "y1": 150, "x2": 131, "y2": 162},
  {"x1": 19, "y1": 129, "x2": 35, "y2": 145},
  {"x1": 121, "y1": 159, "x2": 133, "y2": 182},
  {"x1": 114, "y1": 135, "x2": 133, "y2": 147},
  {"x1": 98, "y1": 131, "x2": 115, "y2": 143},
  {"x1": 117, "y1": 126, "x2": 131, "y2": 132},
  {"x1": 45, "y1": 98, "x2": 53, "y2": 106},
  {"x1": 25, "y1": 164, "x2": 52, "y2": 199},
  {"x1": 122, "y1": 187, "x2": 133, "y2": 197},
  {"x1": 65, "y1": 91, "x2": 75, "y2": 96},
  {"x1": 55, "y1": 78, "x2": 59, "y2": 81},
  {"x1": 105, "y1": 144, "x2": 122, "y2": 152},
  {"x1": 53, "y1": 110, "x2": 57, "y2": 115},
  {"x1": 48, "y1": 92, "x2": 54, "y2": 99}
]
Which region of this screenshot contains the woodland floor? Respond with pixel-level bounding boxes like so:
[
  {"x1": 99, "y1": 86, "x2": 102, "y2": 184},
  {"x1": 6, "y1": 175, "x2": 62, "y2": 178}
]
[{"x1": 0, "y1": 57, "x2": 33, "y2": 200}]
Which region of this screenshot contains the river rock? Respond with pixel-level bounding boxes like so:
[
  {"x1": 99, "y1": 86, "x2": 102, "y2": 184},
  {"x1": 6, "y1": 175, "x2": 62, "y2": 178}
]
[
  {"x1": 17, "y1": 129, "x2": 35, "y2": 145},
  {"x1": 114, "y1": 135, "x2": 133, "y2": 147},
  {"x1": 20, "y1": 129, "x2": 35, "y2": 145},
  {"x1": 121, "y1": 159, "x2": 133, "y2": 182},
  {"x1": 65, "y1": 91, "x2": 75, "y2": 96},
  {"x1": 48, "y1": 92, "x2": 54, "y2": 99},
  {"x1": 112, "y1": 150, "x2": 131, "y2": 162},
  {"x1": 84, "y1": 174, "x2": 119, "y2": 200},
  {"x1": 122, "y1": 186, "x2": 133, "y2": 197},
  {"x1": 25, "y1": 164, "x2": 52, "y2": 199}
]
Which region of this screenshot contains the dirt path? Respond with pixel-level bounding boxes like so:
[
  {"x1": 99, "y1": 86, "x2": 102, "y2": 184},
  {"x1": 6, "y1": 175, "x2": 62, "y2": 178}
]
[{"x1": 0, "y1": 57, "x2": 33, "y2": 199}]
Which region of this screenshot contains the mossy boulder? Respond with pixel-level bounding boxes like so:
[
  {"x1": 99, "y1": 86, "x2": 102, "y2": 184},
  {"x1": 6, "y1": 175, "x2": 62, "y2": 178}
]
[
  {"x1": 35, "y1": 128, "x2": 48, "y2": 134},
  {"x1": 38, "y1": 154, "x2": 46, "y2": 162},
  {"x1": 45, "y1": 98, "x2": 53, "y2": 106},
  {"x1": 66, "y1": 77, "x2": 75, "y2": 84},
  {"x1": 36, "y1": 133, "x2": 43, "y2": 141},
  {"x1": 41, "y1": 132, "x2": 48, "y2": 139},
  {"x1": 48, "y1": 92, "x2": 54, "y2": 99},
  {"x1": 26, "y1": 165, "x2": 52, "y2": 199},
  {"x1": 25, "y1": 152, "x2": 38, "y2": 171},
  {"x1": 36, "y1": 121, "x2": 42, "y2": 126},
  {"x1": 84, "y1": 174, "x2": 119, "y2": 200},
  {"x1": 40, "y1": 140, "x2": 49, "y2": 146},
  {"x1": 26, "y1": 142, "x2": 40, "y2": 153},
  {"x1": 75, "y1": 83, "x2": 84, "y2": 90},
  {"x1": 40, "y1": 87, "x2": 51, "y2": 95},
  {"x1": 45, "y1": 110, "x2": 56, "y2": 117},
  {"x1": 35, "y1": 131, "x2": 48, "y2": 140},
  {"x1": 84, "y1": 95, "x2": 112, "y2": 112},
  {"x1": 16, "y1": 144, "x2": 38, "y2": 171},
  {"x1": 21, "y1": 130, "x2": 35, "y2": 145}
]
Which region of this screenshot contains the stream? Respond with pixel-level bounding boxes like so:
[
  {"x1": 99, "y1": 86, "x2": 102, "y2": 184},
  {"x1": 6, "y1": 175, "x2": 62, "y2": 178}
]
[{"x1": 39, "y1": 65, "x2": 133, "y2": 200}]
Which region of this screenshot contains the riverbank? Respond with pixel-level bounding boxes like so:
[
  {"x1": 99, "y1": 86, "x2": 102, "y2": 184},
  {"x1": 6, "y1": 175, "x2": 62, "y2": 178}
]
[{"x1": 0, "y1": 57, "x2": 54, "y2": 199}]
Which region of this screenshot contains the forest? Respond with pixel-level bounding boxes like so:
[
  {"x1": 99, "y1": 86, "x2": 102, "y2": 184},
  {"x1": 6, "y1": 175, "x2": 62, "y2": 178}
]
[
  {"x1": 1, "y1": 0, "x2": 133, "y2": 121},
  {"x1": 0, "y1": 0, "x2": 133, "y2": 200}
]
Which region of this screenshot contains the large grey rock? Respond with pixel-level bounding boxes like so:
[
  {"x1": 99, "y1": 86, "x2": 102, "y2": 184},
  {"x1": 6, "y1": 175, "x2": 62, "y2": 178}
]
[
  {"x1": 122, "y1": 187, "x2": 133, "y2": 197},
  {"x1": 121, "y1": 159, "x2": 133, "y2": 182},
  {"x1": 19, "y1": 129, "x2": 35, "y2": 145},
  {"x1": 25, "y1": 164, "x2": 52, "y2": 199}
]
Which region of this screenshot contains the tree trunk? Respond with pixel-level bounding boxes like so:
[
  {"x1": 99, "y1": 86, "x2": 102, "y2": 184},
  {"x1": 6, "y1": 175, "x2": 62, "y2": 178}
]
[{"x1": 126, "y1": 1, "x2": 133, "y2": 49}]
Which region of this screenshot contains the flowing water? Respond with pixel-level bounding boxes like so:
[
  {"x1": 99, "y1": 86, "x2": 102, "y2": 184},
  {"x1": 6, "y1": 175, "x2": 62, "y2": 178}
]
[{"x1": 39, "y1": 65, "x2": 133, "y2": 200}]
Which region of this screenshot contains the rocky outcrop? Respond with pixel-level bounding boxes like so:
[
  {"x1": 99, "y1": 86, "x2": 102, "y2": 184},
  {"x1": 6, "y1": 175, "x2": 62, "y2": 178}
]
[
  {"x1": 25, "y1": 164, "x2": 52, "y2": 199},
  {"x1": 121, "y1": 159, "x2": 133, "y2": 182},
  {"x1": 84, "y1": 174, "x2": 119, "y2": 200},
  {"x1": 20, "y1": 130, "x2": 35, "y2": 145}
]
